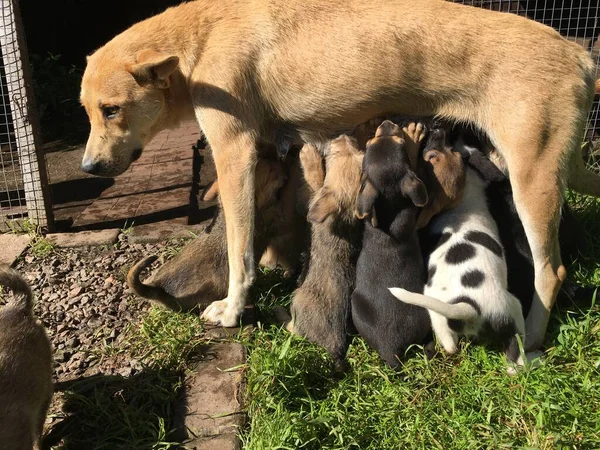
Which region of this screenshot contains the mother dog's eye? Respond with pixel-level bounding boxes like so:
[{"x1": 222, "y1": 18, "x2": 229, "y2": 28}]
[{"x1": 102, "y1": 106, "x2": 120, "y2": 119}]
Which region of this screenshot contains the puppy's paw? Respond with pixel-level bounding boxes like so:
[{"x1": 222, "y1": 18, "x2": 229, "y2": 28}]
[
  {"x1": 299, "y1": 144, "x2": 325, "y2": 191},
  {"x1": 201, "y1": 299, "x2": 243, "y2": 327},
  {"x1": 402, "y1": 122, "x2": 426, "y2": 146},
  {"x1": 300, "y1": 144, "x2": 323, "y2": 172}
]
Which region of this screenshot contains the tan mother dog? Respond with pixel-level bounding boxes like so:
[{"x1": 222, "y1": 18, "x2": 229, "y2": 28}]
[{"x1": 80, "y1": 0, "x2": 598, "y2": 350}]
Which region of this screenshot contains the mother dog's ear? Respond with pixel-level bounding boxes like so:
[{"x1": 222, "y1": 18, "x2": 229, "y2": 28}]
[
  {"x1": 127, "y1": 50, "x2": 179, "y2": 89},
  {"x1": 401, "y1": 172, "x2": 428, "y2": 207},
  {"x1": 307, "y1": 188, "x2": 337, "y2": 223},
  {"x1": 356, "y1": 178, "x2": 379, "y2": 226}
]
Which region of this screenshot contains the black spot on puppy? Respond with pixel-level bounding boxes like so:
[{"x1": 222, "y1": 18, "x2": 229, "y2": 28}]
[
  {"x1": 448, "y1": 318, "x2": 464, "y2": 333},
  {"x1": 445, "y1": 243, "x2": 476, "y2": 265},
  {"x1": 465, "y1": 230, "x2": 503, "y2": 257},
  {"x1": 426, "y1": 265, "x2": 436, "y2": 287},
  {"x1": 449, "y1": 295, "x2": 482, "y2": 315},
  {"x1": 461, "y1": 270, "x2": 485, "y2": 288}
]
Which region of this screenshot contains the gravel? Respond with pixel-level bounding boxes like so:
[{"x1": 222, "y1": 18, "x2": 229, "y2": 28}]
[{"x1": 13, "y1": 233, "x2": 170, "y2": 382}]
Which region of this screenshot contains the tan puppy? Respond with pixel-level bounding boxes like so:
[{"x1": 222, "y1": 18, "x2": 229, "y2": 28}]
[
  {"x1": 128, "y1": 156, "x2": 306, "y2": 310},
  {"x1": 0, "y1": 266, "x2": 53, "y2": 450},
  {"x1": 80, "y1": 0, "x2": 598, "y2": 350}
]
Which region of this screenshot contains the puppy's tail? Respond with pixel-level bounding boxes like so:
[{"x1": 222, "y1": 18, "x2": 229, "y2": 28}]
[
  {"x1": 388, "y1": 287, "x2": 479, "y2": 321},
  {"x1": 127, "y1": 256, "x2": 178, "y2": 306},
  {"x1": 0, "y1": 265, "x2": 33, "y2": 312}
]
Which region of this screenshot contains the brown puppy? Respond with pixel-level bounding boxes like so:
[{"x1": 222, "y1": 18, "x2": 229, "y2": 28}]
[
  {"x1": 0, "y1": 266, "x2": 53, "y2": 450},
  {"x1": 128, "y1": 157, "x2": 304, "y2": 311},
  {"x1": 280, "y1": 137, "x2": 364, "y2": 373},
  {"x1": 416, "y1": 127, "x2": 466, "y2": 229},
  {"x1": 80, "y1": 0, "x2": 598, "y2": 350}
]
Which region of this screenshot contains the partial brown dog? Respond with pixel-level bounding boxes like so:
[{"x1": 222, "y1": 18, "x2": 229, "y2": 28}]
[
  {"x1": 0, "y1": 266, "x2": 53, "y2": 450},
  {"x1": 80, "y1": 0, "x2": 599, "y2": 349},
  {"x1": 416, "y1": 126, "x2": 467, "y2": 229},
  {"x1": 278, "y1": 136, "x2": 364, "y2": 373},
  {"x1": 128, "y1": 156, "x2": 306, "y2": 311}
]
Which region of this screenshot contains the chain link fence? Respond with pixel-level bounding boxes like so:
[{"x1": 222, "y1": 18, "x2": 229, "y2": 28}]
[
  {"x1": 455, "y1": 0, "x2": 600, "y2": 157},
  {"x1": 0, "y1": 0, "x2": 598, "y2": 234},
  {"x1": 0, "y1": 0, "x2": 52, "y2": 232}
]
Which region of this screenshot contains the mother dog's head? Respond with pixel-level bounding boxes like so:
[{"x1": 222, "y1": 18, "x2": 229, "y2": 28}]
[{"x1": 80, "y1": 48, "x2": 182, "y2": 177}]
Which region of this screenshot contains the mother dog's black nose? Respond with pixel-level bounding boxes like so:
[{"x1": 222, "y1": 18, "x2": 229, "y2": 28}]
[{"x1": 81, "y1": 159, "x2": 100, "y2": 175}]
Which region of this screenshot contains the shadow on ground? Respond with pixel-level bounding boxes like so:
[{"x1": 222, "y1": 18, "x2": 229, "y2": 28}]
[{"x1": 44, "y1": 368, "x2": 186, "y2": 450}]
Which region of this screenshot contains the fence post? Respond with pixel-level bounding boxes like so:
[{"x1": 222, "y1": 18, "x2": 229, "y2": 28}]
[{"x1": 0, "y1": 0, "x2": 53, "y2": 231}]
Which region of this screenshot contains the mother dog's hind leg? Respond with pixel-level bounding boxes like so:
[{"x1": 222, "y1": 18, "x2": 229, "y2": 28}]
[
  {"x1": 494, "y1": 119, "x2": 577, "y2": 351},
  {"x1": 199, "y1": 112, "x2": 258, "y2": 327}
]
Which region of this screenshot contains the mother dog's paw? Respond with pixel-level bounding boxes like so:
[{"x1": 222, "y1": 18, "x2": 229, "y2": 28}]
[{"x1": 201, "y1": 299, "x2": 243, "y2": 327}]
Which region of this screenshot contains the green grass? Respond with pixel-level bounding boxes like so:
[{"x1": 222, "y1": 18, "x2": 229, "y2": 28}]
[
  {"x1": 49, "y1": 308, "x2": 207, "y2": 449},
  {"x1": 8, "y1": 218, "x2": 55, "y2": 258},
  {"x1": 240, "y1": 192, "x2": 600, "y2": 450}
]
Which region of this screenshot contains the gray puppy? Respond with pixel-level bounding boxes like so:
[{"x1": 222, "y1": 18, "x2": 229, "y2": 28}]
[
  {"x1": 0, "y1": 265, "x2": 53, "y2": 450},
  {"x1": 278, "y1": 137, "x2": 364, "y2": 374}
]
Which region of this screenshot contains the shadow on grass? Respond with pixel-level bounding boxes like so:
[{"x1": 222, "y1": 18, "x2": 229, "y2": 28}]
[{"x1": 44, "y1": 368, "x2": 185, "y2": 450}]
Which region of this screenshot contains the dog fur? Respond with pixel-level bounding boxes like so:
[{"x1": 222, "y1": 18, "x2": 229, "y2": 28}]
[
  {"x1": 351, "y1": 120, "x2": 431, "y2": 368},
  {"x1": 0, "y1": 266, "x2": 53, "y2": 450},
  {"x1": 416, "y1": 126, "x2": 466, "y2": 229},
  {"x1": 281, "y1": 137, "x2": 364, "y2": 373},
  {"x1": 80, "y1": 0, "x2": 599, "y2": 349},
  {"x1": 390, "y1": 146, "x2": 527, "y2": 370},
  {"x1": 455, "y1": 133, "x2": 595, "y2": 315},
  {"x1": 127, "y1": 156, "x2": 305, "y2": 311}
]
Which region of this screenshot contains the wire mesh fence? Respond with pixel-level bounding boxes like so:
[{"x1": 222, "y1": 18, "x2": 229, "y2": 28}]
[
  {"x1": 0, "y1": 0, "x2": 598, "y2": 236},
  {"x1": 0, "y1": 0, "x2": 52, "y2": 232},
  {"x1": 454, "y1": 0, "x2": 600, "y2": 158}
]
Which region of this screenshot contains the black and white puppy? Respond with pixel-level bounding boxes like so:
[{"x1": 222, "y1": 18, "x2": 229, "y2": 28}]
[
  {"x1": 351, "y1": 120, "x2": 431, "y2": 369},
  {"x1": 390, "y1": 132, "x2": 531, "y2": 372}
]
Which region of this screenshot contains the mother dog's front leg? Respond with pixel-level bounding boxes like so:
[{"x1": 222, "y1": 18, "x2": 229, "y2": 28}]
[{"x1": 200, "y1": 116, "x2": 258, "y2": 327}]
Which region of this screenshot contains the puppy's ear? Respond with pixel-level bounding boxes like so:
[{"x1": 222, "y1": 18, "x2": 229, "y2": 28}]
[
  {"x1": 356, "y1": 178, "x2": 379, "y2": 220},
  {"x1": 128, "y1": 50, "x2": 179, "y2": 89},
  {"x1": 307, "y1": 188, "x2": 337, "y2": 223},
  {"x1": 401, "y1": 172, "x2": 428, "y2": 207}
]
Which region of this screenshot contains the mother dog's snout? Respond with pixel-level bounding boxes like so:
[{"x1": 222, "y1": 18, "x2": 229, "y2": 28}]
[{"x1": 81, "y1": 157, "x2": 101, "y2": 175}]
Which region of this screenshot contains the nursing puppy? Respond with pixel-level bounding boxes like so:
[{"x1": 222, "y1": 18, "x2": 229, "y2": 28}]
[
  {"x1": 0, "y1": 266, "x2": 53, "y2": 450},
  {"x1": 457, "y1": 135, "x2": 593, "y2": 316},
  {"x1": 390, "y1": 133, "x2": 528, "y2": 371},
  {"x1": 351, "y1": 120, "x2": 431, "y2": 369},
  {"x1": 282, "y1": 137, "x2": 364, "y2": 374},
  {"x1": 128, "y1": 156, "x2": 300, "y2": 311},
  {"x1": 416, "y1": 126, "x2": 466, "y2": 229}
]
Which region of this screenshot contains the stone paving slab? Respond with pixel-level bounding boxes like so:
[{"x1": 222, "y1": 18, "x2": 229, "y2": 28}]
[
  {"x1": 45, "y1": 229, "x2": 120, "y2": 248},
  {"x1": 0, "y1": 233, "x2": 30, "y2": 266},
  {"x1": 173, "y1": 343, "x2": 247, "y2": 445},
  {"x1": 127, "y1": 221, "x2": 205, "y2": 243},
  {"x1": 188, "y1": 434, "x2": 241, "y2": 450}
]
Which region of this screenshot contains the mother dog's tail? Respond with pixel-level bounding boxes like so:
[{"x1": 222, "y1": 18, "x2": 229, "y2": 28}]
[
  {"x1": 127, "y1": 256, "x2": 181, "y2": 308},
  {"x1": 388, "y1": 287, "x2": 479, "y2": 321},
  {"x1": 0, "y1": 265, "x2": 34, "y2": 312}
]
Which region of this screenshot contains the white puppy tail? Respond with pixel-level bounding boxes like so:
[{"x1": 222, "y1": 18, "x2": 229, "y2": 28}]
[{"x1": 388, "y1": 287, "x2": 479, "y2": 321}]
